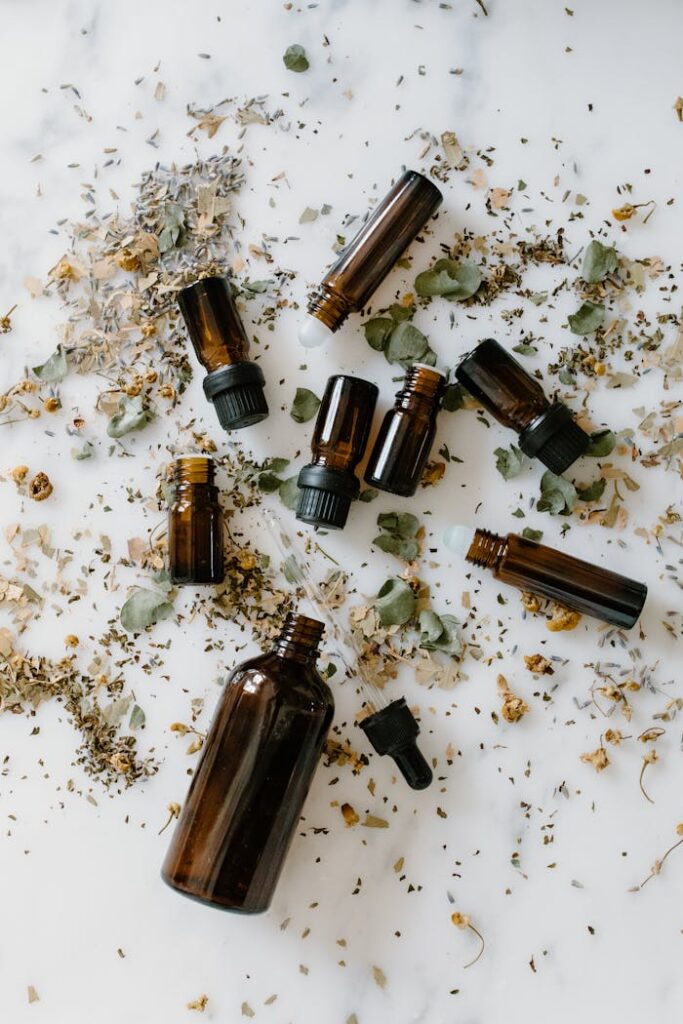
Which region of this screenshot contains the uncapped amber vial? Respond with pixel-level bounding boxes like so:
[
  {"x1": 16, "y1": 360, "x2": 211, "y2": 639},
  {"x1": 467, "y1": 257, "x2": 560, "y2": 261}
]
[
  {"x1": 364, "y1": 363, "x2": 446, "y2": 497},
  {"x1": 168, "y1": 456, "x2": 224, "y2": 585},
  {"x1": 300, "y1": 170, "x2": 443, "y2": 347},
  {"x1": 444, "y1": 526, "x2": 647, "y2": 629},
  {"x1": 161, "y1": 613, "x2": 333, "y2": 913},
  {"x1": 297, "y1": 374, "x2": 379, "y2": 530},
  {"x1": 455, "y1": 338, "x2": 590, "y2": 473},
  {"x1": 177, "y1": 276, "x2": 269, "y2": 431}
]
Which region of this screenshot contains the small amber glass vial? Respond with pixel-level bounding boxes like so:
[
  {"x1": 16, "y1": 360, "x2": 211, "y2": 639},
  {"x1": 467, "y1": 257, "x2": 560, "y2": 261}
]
[
  {"x1": 296, "y1": 374, "x2": 379, "y2": 530},
  {"x1": 177, "y1": 276, "x2": 269, "y2": 431},
  {"x1": 299, "y1": 170, "x2": 443, "y2": 347},
  {"x1": 168, "y1": 456, "x2": 224, "y2": 585},
  {"x1": 364, "y1": 363, "x2": 446, "y2": 497},
  {"x1": 455, "y1": 338, "x2": 589, "y2": 473}
]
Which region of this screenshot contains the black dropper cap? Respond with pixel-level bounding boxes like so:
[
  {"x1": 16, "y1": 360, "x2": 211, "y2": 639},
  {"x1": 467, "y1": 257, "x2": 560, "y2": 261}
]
[
  {"x1": 519, "y1": 403, "x2": 590, "y2": 474},
  {"x1": 296, "y1": 465, "x2": 360, "y2": 530},
  {"x1": 203, "y1": 361, "x2": 268, "y2": 431},
  {"x1": 359, "y1": 698, "x2": 433, "y2": 790}
]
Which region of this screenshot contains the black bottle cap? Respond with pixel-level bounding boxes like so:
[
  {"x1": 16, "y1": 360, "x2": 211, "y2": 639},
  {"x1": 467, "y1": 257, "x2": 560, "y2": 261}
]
[
  {"x1": 203, "y1": 361, "x2": 268, "y2": 431},
  {"x1": 359, "y1": 698, "x2": 433, "y2": 790},
  {"x1": 296, "y1": 465, "x2": 360, "y2": 530},
  {"x1": 519, "y1": 403, "x2": 590, "y2": 474}
]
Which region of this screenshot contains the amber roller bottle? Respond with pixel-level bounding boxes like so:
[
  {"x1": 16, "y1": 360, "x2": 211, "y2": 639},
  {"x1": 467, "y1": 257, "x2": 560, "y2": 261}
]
[
  {"x1": 364, "y1": 363, "x2": 446, "y2": 497},
  {"x1": 177, "y1": 276, "x2": 269, "y2": 431},
  {"x1": 455, "y1": 339, "x2": 590, "y2": 473},
  {"x1": 299, "y1": 170, "x2": 443, "y2": 347},
  {"x1": 296, "y1": 374, "x2": 379, "y2": 530},
  {"x1": 443, "y1": 526, "x2": 647, "y2": 629},
  {"x1": 167, "y1": 456, "x2": 224, "y2": 586},
  {"x1": 162, "y1": 614, "x2": 334, "y2": 913}
]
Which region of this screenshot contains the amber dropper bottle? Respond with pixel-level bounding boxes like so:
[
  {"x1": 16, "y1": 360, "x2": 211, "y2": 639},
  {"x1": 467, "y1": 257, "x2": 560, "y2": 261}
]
[
  {"x1": 177, "y1": 276, "x2": 269, "y2": 431},
  {"x1": 297, "y1": 374, "x2": 379, "y2": 530},
  {"x1": 162, "y1": 613, "x2": 333, "y2": 914},
  {"x1": 299, "y1": 170, "x2": 443, "y2": 347},
  {"x1": 443, "y1": 525, "x2": 647, "y2": 629},
  {"x1": 365, "y1": 363, "x2": 446, "y2": 497},
  {"x1": 168, "y1": 456, "x2": 224, "y2": 586},
  {"x1": 455, "y1": 339, "x2": 590, "y2": 473}
]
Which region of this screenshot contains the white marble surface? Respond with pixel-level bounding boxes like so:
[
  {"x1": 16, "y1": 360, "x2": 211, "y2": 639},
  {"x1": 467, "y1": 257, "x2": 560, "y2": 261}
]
[{"x1": 1, "y1": 1, "x2": 682, "y2": 1022}]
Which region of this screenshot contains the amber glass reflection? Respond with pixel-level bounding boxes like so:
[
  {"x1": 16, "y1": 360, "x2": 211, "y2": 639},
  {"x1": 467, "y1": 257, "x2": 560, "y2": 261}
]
[
  {"x1": 168, "y1": 457, "x2": 224, "y2": 585},
  {"x1": 177, "y1": 276, "x2": 250, "y2": 372},
  {"x1": 455, "y1": 338, "x2": 548, "y2": 431},
  {"x1": 309, "y1": 375, "x2": 378, "y2": 472},
  {"x1": 161, "y1": 614, "x2": 334, "y2": 913}
]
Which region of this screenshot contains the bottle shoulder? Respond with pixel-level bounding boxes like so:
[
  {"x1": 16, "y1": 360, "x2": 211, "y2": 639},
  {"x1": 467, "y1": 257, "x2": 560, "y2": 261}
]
[{"x1": 227, "y1": 652, "x2": 334, "y2": 711}]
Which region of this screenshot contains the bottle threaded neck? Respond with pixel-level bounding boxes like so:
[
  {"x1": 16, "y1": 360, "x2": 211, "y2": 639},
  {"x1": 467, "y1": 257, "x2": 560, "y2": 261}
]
[
  {"x1": 274, "y1": 613, "x2": 325, "y2": 657},
  {"x1": 173, "y1": 456, "x2": 215, "y2": 486},
  {"x1": 465, "y1": 528, "x2": 507, "y2": 569},
  {"x1": 400, "y1": 363, "x2": 446, "y2": 402},
  {"x1": 306, "y1": 286, "x2": 350, "y2": 331}
]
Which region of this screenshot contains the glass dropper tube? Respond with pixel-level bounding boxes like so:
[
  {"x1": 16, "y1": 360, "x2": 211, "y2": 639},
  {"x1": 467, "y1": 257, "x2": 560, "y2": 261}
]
[{"x1": 263, "y1": 510, "x2": 433, "y2": 790}]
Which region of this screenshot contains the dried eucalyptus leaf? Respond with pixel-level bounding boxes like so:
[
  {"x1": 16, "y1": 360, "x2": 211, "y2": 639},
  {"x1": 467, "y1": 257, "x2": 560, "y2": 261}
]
[
  {"x1": 373, "y1": 534, "x2": 419, "y2": 561},
  {"x1": 568, "y1": 300, "x2": 605, "y2": 335},
  {"x1": 374, "y1": 578, "x2": 416, "y2": 627},
  {"x1": 576, "y1": 477, "x2": 607, "y2": 502},
  {"x1": 158, "y1": 203, "x2": 185, "y2": 253},
  {"x1": 582, "y1": 240, "x2": 618, "y2": 284},
  {"x1": 385, "y1": 322, "x2": 429, "y2": 366},
  {"x1": 129, "y1": 704, "x2": 146, "y2": 730},
  {"x1": 606, "y1": 372, "x2": 638, "y2": 389},
  {"x1": 415, "y1": 259, "x2": 482, "y2": 300},
  {"x1": 261, "y1": 456, "x2": 290, "y2": 474},
  {"x1": 418, "y1": 609, "x2": 443, "y2": 643},
  {"x1": 283, "y1": 44, "x2": 309, "y2": 72},
  {"x1": 107, "y1": 395, "x2": 155, "y2": 438},
  {"x1": 299, "y1": 207, "x2": 319, "y2": 224},
  {"x1": 363, "y1": 317, "x2": 394, "y2": 352},
  {"x1": 536, "y1": 471, "x2": 578, "y2": 516},
  {"x1": 120, "y1": 588, "x2": 173, "y2": 632},
  {"x1": 419, "y1": 611, "x2": 462, "y2": 657},
  {"x1": 257, "y1": 471, "x2": 283, "y2": 493},
  {"x1": 442, "y1": 382, "x2": 466, "y2": 412},
  {"x1": 512, "y1": 342, "x2": 537, "y2": 356},
  {"x1": 290, "y1": 387, "x2": 321, "y2": 423},
  {"x1": 585, "y1": 429, "x2": 616, "y2": 458},
  {"x1": 494, "y1": 444, "x2": 524, "y2": 480},
  {"x1": 71, "y1": 441, "x2": 94, "y2": 460},
  {"x1": 359, "y1": 488, "x2": 379, "y2": 503},
  {"x1": 32, "y1": 344, "x2": 68, "y2": 383},
  {"x1": 521, "y1": 527, "x2": 543, "y2": 541},
  {"x1": 278, "y1": 475, "x2": 301, "y2": 510},
  {"x1": 373, "y1": 512, "x2": 420, "y2": 561}
]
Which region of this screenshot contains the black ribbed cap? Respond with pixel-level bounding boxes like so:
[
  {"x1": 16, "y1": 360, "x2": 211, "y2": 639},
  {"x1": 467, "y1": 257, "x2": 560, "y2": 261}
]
[
  {"x1": 203, "y1": 362, "x2": 268, "y2": 431},
  {"x1": 359, "y1": 698, "x2": 433, "y2": 790},
  {"x1": 296, "y1": 465, "x2": 359, "y2": 530},
  {"x1": 519, "y1": 403, "x2": 590, "y2": 474}
]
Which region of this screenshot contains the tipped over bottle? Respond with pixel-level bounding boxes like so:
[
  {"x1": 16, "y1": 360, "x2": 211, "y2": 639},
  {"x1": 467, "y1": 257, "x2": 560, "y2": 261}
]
[
  {"x1": 300, "y1": 170, "x2": 443, "y2": 347},
  {"x1": 455, "y1": 339, "x2": 590, "y2": 473},
  {"x1": 443, "y1": 525, "x2": 647, "y2": 629},
  {"x1": 177, "y1": 276, "x2": 269, "y2": 431}
]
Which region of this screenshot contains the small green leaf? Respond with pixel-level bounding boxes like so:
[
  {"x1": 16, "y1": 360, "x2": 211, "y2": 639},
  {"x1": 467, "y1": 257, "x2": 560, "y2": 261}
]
[
  {"x1": 358, "y1": 488, "x2": 379, "y2": 503},
  {"x1": 414, "y1": 259, "x2": 482, "y2": 301},
  {"x1": 261, "y1": 456, "x2": 290, "y2": 474},
  {"x1": 120, "y1": 588, "x2": 173, "y2": 632},
  {"x1": 363, "y1": 317, "x2": 394, "y2": 352},
  {"x1": 107, "y1": 395, "x2": 155, "y2": 438},
  {"x1": 373, "y1": 512, "x2": 421, "y2": 562},
  {"x1": 418, "y1": 610, "x2": 462, "y2": 657},
  {"x1": 442, "y1": 382, "x2": 466, "y2": 412},
  {"x1": 290, "y1": 387, "x2": 321, "y2": 423},
  {"x1": 558, "y1": 368, "x2": 576, "y2": 386},
  {"x1": 283, "y1": 44, "x2": 309, "y2": 72},
  {"x1": 71, "y1": 442, "x2": 94, "y2": 460},
  {"x1": 512, "y1": 342, "x2": 537, "y2": 356},
  {"x1": 158, "y1": 203, "x2": 185, "y2": 253},
  {"x1": 387, "y1": 303, "x2": 413, "y2": 322},
  {"x1": 494, "y1": 444, "x2": 524, "y2": 480},
  {"x1": 536, "y1": 471, "x2": 578, "y2": 516},
  {"x1": 582, "y1": 240, "x2": 618, "y2": 284},
  {"x1": 129, "y1": 704, "x2": 146, "y2": 730},
  {"x1": 374, "y1": 578, "x2": 416, "y2": 627},
  {"x1": 257, "y1": 471, "x2": 283, "y2": 493},
  {"x1": 282, "y1": 554, "x2": 303, "y2": 585},
  {"x1": 299, "y1": 207, "x2": 319, "y2": 224},
  {"x1": 373, "y1": 534, "x2": 419, "y2": 561},
  {"x1": 576, "y1": 477, "x2": 607, "y2": 502},
  {"x1": 278, "y1": 475, "x2": 301, "y2": 510},
  {"x1": 521, "y1": 527, "x2": 543, "y2": 541},
  {"x1": 32, "y1": 344, "x2": 68, "y2": 383},
  {"x1": 585, "y1": 429, "x2": 616, "y2": 457},
  {"x1": 385, "y1": 321, "x2": 429, "y2": 367},
  {"x1": 568, "y1": 300, "x2": 605, "y2": 335}
]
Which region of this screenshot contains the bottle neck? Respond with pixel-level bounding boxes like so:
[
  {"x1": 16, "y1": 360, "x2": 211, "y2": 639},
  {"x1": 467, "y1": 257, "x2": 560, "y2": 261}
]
[
  {"x1": 173, "y1": 456, "x2": 215, "y2": 486},
  {"x1": 272, "y1": 613, "x2": 325, "y2": 663},
  {"x1": 396, "y1": 364, "x2": 445, "y2": 410},
  {"x1": 464, "y1": 528, "x2": 508, "y2": 570},
  {"x1": 306, "y1": 285, "x2": 351, "y2": 331}
]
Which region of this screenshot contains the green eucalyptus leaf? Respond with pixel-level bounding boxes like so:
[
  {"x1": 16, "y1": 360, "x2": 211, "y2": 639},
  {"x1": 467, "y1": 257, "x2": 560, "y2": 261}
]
[
  {"x1": 374, "y1": 578, "x2": 416, "y2": 627},
  {"x1": 442, "y1": 382, "x2": 466, "y2": 412},
  {"x1": 373, "y1": 534, "x2": 419, "y2": 561},
  {"x1": 418, "y1": 609, "x2": 443, "y2": 644},
  {"x1": 582, "y1": 240, "x2": 618, "y2": 284},
  {"x1": 418, "y1": 611, "x2": 462, "y2": 657},
  {"x1": 536, "y1": 471, "x2": 578, "y2": 516},
  {"x1": 385, "y1": 321, "x2": 429, "y2": 367},
  {"x1": 71, "y1": 442, "x2": 94, "y2": 461},
  {"x1": 107, "y1": 395, "x2": 155, "y2": 438},
  {"x1": 282, "y1": 554, "x2": 303, "y2": 585},
  {"x1": 278, "y1": 475, "x2": 301, "y2": 510},
  {"x1": 494, "y1": 444, "x2": 524, "y2": 480},
  {"x1": 415, "y1": 259, "x2": 482, "y2": 301},
  {"x1": 521, "y1": 527, "x2": 543, "y2": 542},
  {"x1": 512, "y1": 342, "x2": 537, "y2": 356},
  {"x1": 363, "y1": 317, "x2": 394, "y2": 352},
  {"x1": 373, "y1": 512, "x2": 420, "y2": 562},
  {"x1": 359, "y1": 488, "x2": 379, "y2": 503},
  {"x1": 257, "y1": 471, "x2": 283, "y2": 493},
  {"x1": 388, "y1": 303, "x2": 413, "y2": 322},
  {"x1": 32, "y1": 344, "x2": 68, "y2": 383},
  {"x1": 158, "y1": 203, "x2": 185, "y2": 253},
  {"x1": 568, "y1": 300, "x2": 605, "y2": 335},
  {"x1": 129, "y1": 704, "x2": 146, "y2": 730},
  {"x1": 585, "y1": 428, "x2": 616, "y2": 458},
  {"x1": 576, "y1": 477, "x2": 607, "y2": 502},
  {"x1": 283, "y1": 44, "x2": 309, "y2": 72},
  {"x1": 261, "y1": 456, "x2": 290, "y2": 474},
  {"x1": 120, "y1": 588, "x2": 173, "y2": 632},
  {"x1": 290, "y1": 387, "x2": 321, "y2": 423}
]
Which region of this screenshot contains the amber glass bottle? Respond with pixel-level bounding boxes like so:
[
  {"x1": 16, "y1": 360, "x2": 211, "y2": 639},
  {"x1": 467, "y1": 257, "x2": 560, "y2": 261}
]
[
  {"x1": 168, "y1": 456, "x2": 224, "y2": 585},
  {"x1": 455, "y1": 339, "x2": 590, "y2": 473},
  {"x1": 177, "y1": 276, "x2": 269, "y2": 431},
  {"x1": 364, "y1": 363, "x2": 446, "y2": 497},
  {"x1": 300, "y1": 170, "x2": 443, "y2": 347},
  {"x1": 444, "y1": 526, "x2": 647, "y2": 629},
  {"x1": 297, "y1": 374, "x2": 379, "y2": 530},
  {"x1": 161, "y1": 614, "x2": 334, "y2": 913}
]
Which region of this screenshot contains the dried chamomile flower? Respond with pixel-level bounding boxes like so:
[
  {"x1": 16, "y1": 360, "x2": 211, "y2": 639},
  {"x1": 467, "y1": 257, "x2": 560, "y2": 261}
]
[
  {"x1": 451, "y1": 911, "x2": 485, "y2": 968},
  {"x1": 580, "y1": 746, "x2": 609, "y2": 772},
  {"x1": 547, "y1": 604, "x2": 582, "y2": 632},
  {"x1": 524, "y1": 654, "x2": 553, "y2": 675},
  {"x1": 521, "y1": 591, "x2": 542, "y2": 613},
  {"x1": 28, "y1": 472, "x2": 53, "y2": 501},
  {"x1": 497, "y1": 674, "x2": 529, "y2": 723}
]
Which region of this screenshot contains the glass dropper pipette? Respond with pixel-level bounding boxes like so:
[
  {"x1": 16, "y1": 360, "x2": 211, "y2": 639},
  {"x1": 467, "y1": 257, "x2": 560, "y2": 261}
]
[{"x1": 263, "y1": 509, "x2": 433, "y2": 791}]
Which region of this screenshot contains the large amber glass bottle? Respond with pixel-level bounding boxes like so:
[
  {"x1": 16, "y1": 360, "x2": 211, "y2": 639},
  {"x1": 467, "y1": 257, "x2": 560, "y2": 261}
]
[
  {"x1": 300, "y1": 170, "x2": 443, "y2": 347},
  {"x1": 161, "y1": 614, "x2": 334, "y2": 913},
  {"x1": 168, "y1": 456, "x2": 224, "y2": 585}
]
